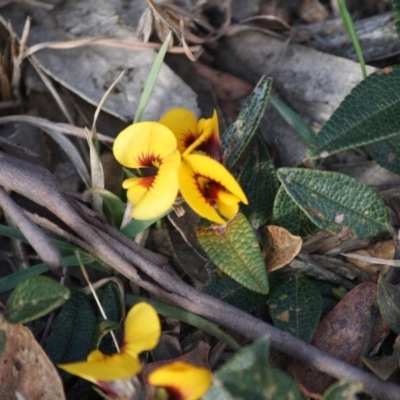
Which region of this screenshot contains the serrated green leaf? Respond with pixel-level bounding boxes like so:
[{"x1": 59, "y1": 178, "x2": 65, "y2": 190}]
[
  {"x1": 394, "y1": 0, "x2": 400, "y2": 40},
  {"x1": 5, "y1": 276, "x2": 70, "y2": 324},
  {"x1": 0, "y1": 329, "x2": 6, "y2": 361},
  {"x1": 322, "y1": 380, "x2": 363, "y2": 400},
  {"x1": 0, "y1": 254, "x2": 95, "y2": 294},
  {"x1": 221, "y1": 77, "x2": 272, "y2": 169},
  {"x1": 270, "y1": 95, "x2": 315, "y2": 144},
  {"x1": 203, "y1": 272, "x2": 266, "y2": 313},
  {"x1": 366, "y1": 136, "x2": 400, "y2": 174},
  {"x1": 269, "y1": 275, "x2": 322, "y2": 342},
  {"x1": 203, "y1": 337, "x2": 303, "y2": 400},
  {"x1": 308, "y1": 66, "x2": 400, "y2": 159},
  {"x1": 238, "y1": 135, "x2": 279, "y2": 228},
  {"x1": 377, "y1": 275, "x2": 400, "y2": 334},
  {"x1": 196, "y1": 214, "x2": 268, "y2": 294},
  {"x1": 277, "y1": 168, "x2": 389, "y2": 239},
  {"x1": 45, "y1": 291, "x2": 97, "y2": 377},
  {"x1": 273, "y1": 185, "x2": 318, "y2": 238}
]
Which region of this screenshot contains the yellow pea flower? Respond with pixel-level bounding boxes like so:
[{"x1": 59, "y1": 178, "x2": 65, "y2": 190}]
[
  {"x1": 159, "y1": 108, "x2": 222, "y2": 161},
  {"x1": 113, "y1": 122, "x2": 181, "y2": 220},
  {"x1": 159, "y1": 108, "x2": 248, "y2": 225},
  {"x1": 58, "y1": 302, "x2": 161, "y2": 385},
  {"x1": 148, "y1": 361, "x2": 212, "y2": 400}
]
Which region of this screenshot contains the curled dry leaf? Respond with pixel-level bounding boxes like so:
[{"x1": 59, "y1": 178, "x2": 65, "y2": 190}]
[
  {"x1": 345, "y1": 239, "x2": 395, "y2": 276},
  {"x1": 0, "y1": 318, "x2": 65, "y2": 400},
  {"x1": 262, "y1": 225, "x2": 302, "y2": 272},
  {"x1": 288, "y1": 282, "x2": 389, "y2": 398}
]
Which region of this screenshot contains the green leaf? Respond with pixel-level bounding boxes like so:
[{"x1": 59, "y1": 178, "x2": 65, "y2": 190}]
[
  {"x1": 322, "y1": 380, "x2": 363, "y2": 400},
  {"x1": 273, "y1": 185, "x2": 318, "y2": 238},
  {"x1": 221, "y1": 77, "x2": 272, "y2": 169},
  {"x1": 238, "y1": 135, "x2": 279, "y2": 228},
  {"x1": 308, "y1": 66, "x2": 400, "y2": 159},
  {"x1": 5, "y1": 276, "x2": 70, "y2": 324},
  {"x1": 337, "y1": 0, "x2": 366, "y2": 79},
  {"x1": 0, "y1": 329, "x2": 6, "y2": 361},
  {"x1": 377, "y1": 275, "x2": 400, "y2": 334},
  {"x1": 196, "y1": 214, "x2": 269, "y2": 294},
  {"x1": 45, "y1": 291, "x2": 97, "y2": 376},
  {"x1": 121, "y1": 209, "x2": 170, "y2": 238},
  {"x1": 203, "y1": 272, "x2": 267, "y2": 313},
  {"x1": 394, "y1": 0, "x2": 400, "y2": 40},
  {"x1": 134, "y1": 32, "x2": 172, "y2": 122},
  {"x1": 269, "y1": 275, "x2": 322, "y2": 342},
  {"x1": 203, "y1": 337, "x2": 303, "y2": 400},
  {"x1": 270, "y1": 95, "x2": 315, "y2": 144},
  {"x1": 365, "y1": 137, "x2": 400, "y2": 174},
  {"x1": 277, "y1": 168, "x2": 389, "y2": 239},
  {"x1": 0, "y1": 253, "x2": 95, "y2": 294},
  {"x1": 96, "y1": 188, "x2": 125, "y2": 227}
]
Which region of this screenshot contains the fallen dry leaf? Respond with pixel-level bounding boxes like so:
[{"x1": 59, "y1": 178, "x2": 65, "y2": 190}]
[
  {"x1": 0, "y1": 318, "x2": 65, "y2": 400},
  {"x1": 288, "y1": 282, "x2": 389, "y2": 398},
  {"x1": 262, "y1": 225, "x2": 302, "y2": 272}
]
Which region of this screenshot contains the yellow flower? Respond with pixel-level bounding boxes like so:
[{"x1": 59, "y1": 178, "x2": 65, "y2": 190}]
[
  {"x1": 113, "y1": 122, "x2": 181, "y2": 220},
  {"x1": 159, "y1": 108, "x2": 222, "y2": 161},
  {"x1": 58, "y1": 302, "x2": 161, "y2": 384},
  {"x1": 148, "y1": 361, "x2": 212, "y2": 400},
  {"x1": 159, "y1": 108, "x2": 248, "y2": 225}
]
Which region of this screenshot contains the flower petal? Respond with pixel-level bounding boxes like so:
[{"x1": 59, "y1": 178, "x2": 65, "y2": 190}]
[
  {"x1": 182, "y1": 110, "x2": 220, "y2": 159},
  {"x1": 179, "y1": 159, "x2": 226, "y2": 225},
  {"x1": 148, "y1": 362, "x2": 212, "y2": 400},
  {"x1": 159, "y1": 108, "x2": 199, "y2": 155},
  {"x1": 113, "y1": 122, "x2": 178, "y2": 168},
  {"x1": 179, "y1": 154, "x2": 248, "y2": 224},
  {"x1": 123, "y1": 302, "x2": 161, "y2": 358},
  {"x1": 215, "y1": 198, "x2": 239, "y2": 220},
  {"x1": 127, "y1": 150, "x2": 181, "y2": 220},
  {"x1": 58, "y1": 350, "x2": 142, "y2": 383}
]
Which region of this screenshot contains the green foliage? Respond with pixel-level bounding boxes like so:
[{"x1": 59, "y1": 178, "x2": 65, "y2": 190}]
[
  {"x1": 221, "y1": 76, "x2": 272, "y2": 169},
  {"x1": 365, "y1": 137, "x2": 400, "y2": 174},
  {"x1": 270, "y1": 95, "x2": 315, "y2": 144},
  {"x1": 121, "y1": 209, "x2": 171, "y2": 238},
  {"x1": 337, "y1": 0, "x2": 366, "y2": 79},
  {"x1": 5, "y1": 276, "x2": 70, "y2": 324},
  {"x1": 377, "y1": 275, "x2": 400, "y2": 334},
  {"x1": 308, "y1": 66, "x2": 400, "y2": 159},
  {"x1": 238, "y1": 135, "x2": 279, "y2": 228},
  {"x1": 45, "y1": 292, "x2": 97, "y2": 373},
  {"x1": 273, "y1": 185, "x2": 318, "y2": 238},
  {"x1": 322, "y1": 380, "x2": 363, "y2": 400},
  {"x1": 203, "y1": 337, "x2": 303, "y2": 400},
  {"x1": 197, "y1": 214, "x2": 269, "y2": 294},
  {"x1": 203, "y1": 272, "x2": 267, "y2": 313},
  {"x1": 277, "y1": 168, "x2": 389, "y2": 239},
  {"x1": 96, "y1": 188, "x2": 126, "y2": 227},
  {"x1": 269, "y1": 275, "x2": 322, "y2": 342}
]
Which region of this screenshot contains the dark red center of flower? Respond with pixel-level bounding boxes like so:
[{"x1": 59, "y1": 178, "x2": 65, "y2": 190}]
[
  {"x1": 164, "y1": 386, "x2": 184, "y2": 400},
  {"x1": 136, "y1": 152, "x2": 162, "y2": 167},
  {"x1": 139, "y1": 175, "x2": 156, "y2": 189},
  {"x1": 203, "y1": 181, "x2": 221, "y2": 201}
]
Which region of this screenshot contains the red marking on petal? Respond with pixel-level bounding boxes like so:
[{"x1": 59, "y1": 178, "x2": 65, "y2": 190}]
[
  {"x1": 139, "y1": 176, "x2": 155, "y2": 189},
  {"x1": 136, "y1": 153, "x2": 162, "y2": 167},
  {"x1": 181, "y1": 130, "x2": 197, "y2": 149},
  {"x1": 164, "y1": 386, "x2": 185, "y2": 400}
]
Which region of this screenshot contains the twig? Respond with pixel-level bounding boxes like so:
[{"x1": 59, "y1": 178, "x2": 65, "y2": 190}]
[{"x1": 1, "y1": 151, "x2": 400, "y2": 400}]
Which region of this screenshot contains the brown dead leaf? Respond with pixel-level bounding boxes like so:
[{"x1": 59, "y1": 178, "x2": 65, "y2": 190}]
[
  {"x1": 262, "y1": 225, "x2": 302, "y2": 272},
  {"x1": 346, "y1": 240, "x2": 395, "y2": 276},
  {"x1": 0, "y1": 319, "x2": 65, "y2": 400},
  {"x1": 288, "y1": 282, "x2": 389, "y2": 398}
]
